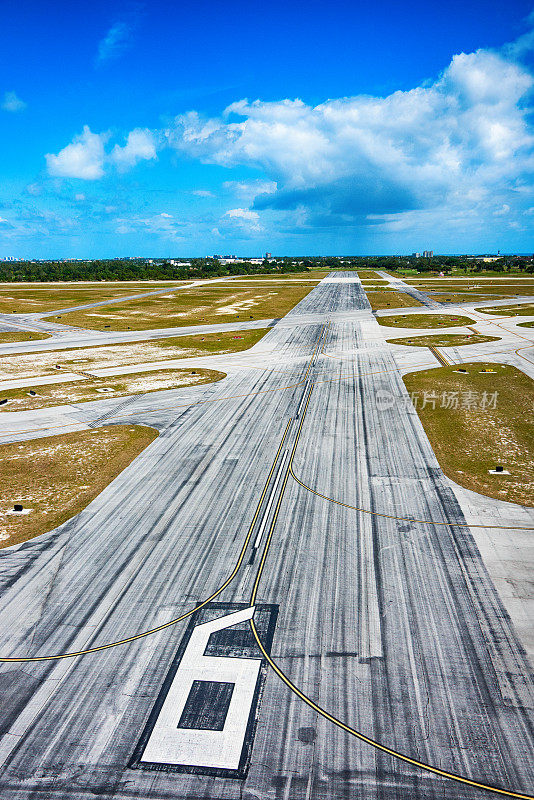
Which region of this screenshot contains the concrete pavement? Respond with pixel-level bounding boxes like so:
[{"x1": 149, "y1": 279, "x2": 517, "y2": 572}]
[{"x1": 0, "y1": 274, "x2": 531, "y2": 798}]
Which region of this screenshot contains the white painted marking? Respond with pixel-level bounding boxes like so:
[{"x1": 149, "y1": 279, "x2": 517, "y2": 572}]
[
  {"x1": 253, "y1": 450, "x2": 289, "y2": 549},
  {"x1": 296, "y1": 383, "x2": 309, "y2": 417},
  {"x1": 141, "y1": 606, "x2": 261, "y2": 771}
]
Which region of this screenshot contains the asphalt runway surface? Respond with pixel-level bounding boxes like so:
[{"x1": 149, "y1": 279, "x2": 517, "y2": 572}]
[
  {"x1": 375, "y1": 271, "x2": 442, "y2": 308},
  {"x1": 0, "y1": 274, "x2": 532, "y2": 799}
]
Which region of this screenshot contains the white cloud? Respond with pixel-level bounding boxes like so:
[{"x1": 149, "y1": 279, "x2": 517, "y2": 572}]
[
  {"x1": 96, "y1": 15, "x2": 137, "y2": 65},
  {"x1": 110, "y1": 128, "x2": 157, "y2": 169},
  {"x1": 192, "y1": 189, "x2": 214, "y2": 197},
  {"x1": 46, "y1": 126, "x2": 108, "y2": 180},
  {"x1": 166, "y1": 45, "x2": 534, "y2": 234},
  {"x1": 2, "y1": 91, "x2": 26, "y2": 112},
  {"x1": 222, "y1": 207, "x2": 262, "y2": 233},
  {"x1": 113, "y1": 212, "x2": 185, "y2": 240},
  {"x1": 222, "y1": 179, "x2": 277, "y2": 202},
  {"x1": 74, "y1": 193, "x2": 86, "y2": 202}
]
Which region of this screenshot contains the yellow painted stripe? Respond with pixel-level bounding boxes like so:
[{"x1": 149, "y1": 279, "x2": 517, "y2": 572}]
[{"x1": 248, "y1": 371, "x2": 534, "y2": 799}]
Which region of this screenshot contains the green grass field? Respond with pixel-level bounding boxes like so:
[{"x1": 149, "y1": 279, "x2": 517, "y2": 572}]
[{"x1": 403, "y1": 362, "x2": 534, "y2": 506}]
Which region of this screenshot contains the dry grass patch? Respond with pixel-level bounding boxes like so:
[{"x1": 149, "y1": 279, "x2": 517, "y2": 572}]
[
  {"x1": 0, "y1": 425, "x2": 158, "y2": 547},
  {"x1": 0, "y1": 332, "x2": 51, "y2": 344},
  {"x1": 365, "y1": 291, "x2": 424, "y2": 310},
  {"x1": 0, "y1": 329, "x2": 269, "y2": 381},
  {"x1": 357, "y1": 270, "x2": 382, "y2": 279},
  {"x1": 58, "y1": 283, "x2": 316, "y2": 331},
  {"x1": 406, "y1": 280, "x2": 534, "y2": 290},
  {"x1": 377, "y1": 313, "x2": 475, "y2": 329},
  {"x1": 430, "y1": 293, "x2": 511, "y2": 304},
  {"x1": 387, "y1": 333, "x2": 500, "y2": 347},
  {"x1": 476, "y1": 303, "x2": 534, "y2": 316},
  {"x1": 404, "y1": 363, "x2": 534, "y2": 506},
  {"x1": 0, "y1": 368, "x2": 225, "y2": 412},
  {"x1": 0, "y1": 285, "x2": 189, "y2": 315},
  {"x1": 243, "y1": 271, "x2": 329, "y2": 280}
]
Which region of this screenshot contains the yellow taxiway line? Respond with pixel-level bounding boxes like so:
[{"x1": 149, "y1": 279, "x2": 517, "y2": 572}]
[{"x1": 249, "y1": 378, "x2": 534, "y2": 800}]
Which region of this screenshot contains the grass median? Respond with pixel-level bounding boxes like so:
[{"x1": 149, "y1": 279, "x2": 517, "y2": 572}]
[
  {"x1": 0, "y1": 329, "x2": 269, "y2": 382},
  {"x1": 0, "y1": 367, "x2": 226, "y2": 412},
  {"x1": 476, "y1": 303, "x2": 534, "y2": 316},
  {"x1": 387, "y1": 333, "x2": 500, "y2": 347},
  {"x1": 0, "y1": 425, "x2": 159, "y2": 547},
  {"x1": 365, "y1": 291, "x2": 423, "y2": 310},
  {"x1": 0, "y1": 332, "x2": 51, "y2": 344},
  {"x1": 377, "y1": 313, "x2": 475, "y2": 329},
  {"x1": 403, "y1": 362, "x2": 534, "y2": 506}
]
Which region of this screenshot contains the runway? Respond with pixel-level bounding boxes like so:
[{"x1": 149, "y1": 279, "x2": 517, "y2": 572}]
[{"x1": 0, "y1": 274, "x2": 532, "y2": 799}]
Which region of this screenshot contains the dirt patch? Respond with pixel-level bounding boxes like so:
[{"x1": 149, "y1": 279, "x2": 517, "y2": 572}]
[{"x1": 0, "y1": 425, "x2": 159, "y2": 547}]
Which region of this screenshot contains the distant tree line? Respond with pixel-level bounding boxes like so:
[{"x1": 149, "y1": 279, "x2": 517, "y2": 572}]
[
  {"x1": 0, "y1": 258, "x2": 308, "y2": 283},
  {"x1": 0, "y1": 254, "x2": 532, "y2": 282}
]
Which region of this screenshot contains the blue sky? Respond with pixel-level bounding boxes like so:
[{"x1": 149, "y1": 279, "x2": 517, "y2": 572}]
[{"x1": 1, "y1": 0, "x2": 533, "y2": 257}]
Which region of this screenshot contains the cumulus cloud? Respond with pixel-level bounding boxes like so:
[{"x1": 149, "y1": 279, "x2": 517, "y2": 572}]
[
  {"x1": 2, "y1": 91, "x2": 26, "y2": 112},
  {"x1": 166, "y1": 46, "x2": 534, "y2": 233},
  {"x1": 110, "y1": 128, "x2": 157, "y2": 169},
  {"x1": 46, "y1": 126, "x2": 108, "y2": 180},
  {"x1": 46, "y1": 127, "x2": 155, "y2": 180},
  {"x1": 222, "y1": 207, "x2": 262, "y2": 233}
]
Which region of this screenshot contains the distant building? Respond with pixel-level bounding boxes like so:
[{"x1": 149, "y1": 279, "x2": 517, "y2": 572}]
[
  {"x1": 422, "y1": 250, "x2": 433, "y2": 258},
  {"x1": 411, "y1": 252, "x2": 421, "y2": 258},
  {"x1": 265, "y1": 252, "x2": 272, "y2": 259}
]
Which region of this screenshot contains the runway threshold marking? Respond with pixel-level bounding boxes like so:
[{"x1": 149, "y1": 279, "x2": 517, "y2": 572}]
[{"x1": 248, "y1": 379, "x2": 534, "y2": 800}]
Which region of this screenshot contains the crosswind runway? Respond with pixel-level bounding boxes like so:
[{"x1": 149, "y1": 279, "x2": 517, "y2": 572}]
[{"x1": 0, "y1": 274, "x2": 532, "y2": 799}]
